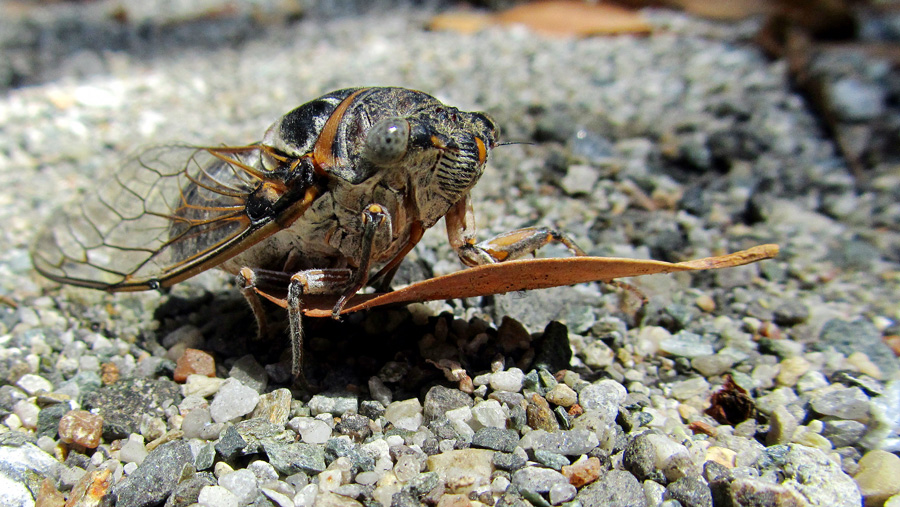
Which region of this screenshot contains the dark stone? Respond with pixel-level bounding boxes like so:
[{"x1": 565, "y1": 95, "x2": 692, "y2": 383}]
[
  {"x1": 405, "y1": 471, "x2": 440, "y2": 497},
  {"x1": 773, "y1": 301, "x2": 809, "y2": 326},
  {"x1": 359, "y1": 400, "x2": 385, "y2": 419},
  {"x1": 472, "y1": 427, "x2": 519, "y2": 453},
  {"x1": 36, "y1": 403, "x2": 68, "y2": 439},
  {"x1": 214, "y1": 426, "x2": 247, "y2": 461},
  {"x1": 81, "y1": 378, "x2": 183, "y2": 440},
  {"x1": 493, "y1": 452, "x2": 526, "y2": 472},
  {"x1": 577, "y1": 469, "x2": 644, "y2": 507},
  {"x1": 664, "y1": 476, "x2": 713, "y2": 507},
  {"x1": 163, "y1": 472, "x2": 216, "y2": 507},
  {"x1": 423, "y1": 385, "x2": 472, "y2": 423},
  {"x1": 335, "y1": 413, "x2": 371, "y2": 442},
  {"x1": 234, "y1": 419, "x2": 291, "y2": 454},
  {"x1": 533, "y1": 321, "x2": 572, "y2": 374},
  {"x1": 324, "y1": 437, "x2": 375, "y2": 472},
  {"x1": 623, "y1": 433, "x2": 656, "y2": 481},
  {"x1": 113, "y1": 440, "x2": 193, "y2": 507}
]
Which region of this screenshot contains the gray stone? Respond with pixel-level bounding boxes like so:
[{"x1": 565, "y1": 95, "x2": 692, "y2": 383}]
[
  {"x1": 658, "y1": 331, "x2": 715, "y2": 358},
  {"x1": 35, "y1": 403, "x2": 68, "y2": 439},
  {"x1": 577, "y1": 469, "x2": 644, "y2": 507},
  {"x1": 828, "y1": 78, "x2": 886, "y2": 121},
  {"x1": 81, "y1": 377, "x2": 183, "y2": 440},
  {"x1": 818, "y1": 319, "x2": 897, "y2": 375},
  {"x1": 308, "y1": 392, "x2": 359, "y2": 416},
  {"x1": 579, "y1": 380, "x2": 626, "y2": 424},
  {"x1": 472, "y1": 427, "x2": 519, "y2": 453},
  {"x1": 664, "y1": 476, "x2": 712, "y2": 507},
  {"x1": 810, "y1": 387, "x2": 870, "y2": 421},
  {"x1": 822, "y1": 419, "x2": 867, "y2": 447},
  {"x1": 623, "y1": 433, "x2": 657, "y2": 481},
  {"x1": 511, "y1": 466, "x2": 568, "y2": 494},
  {"x1": 493, "y1": 452, "x2": 527, "y2": 472},
  {"x1": 262, "y1": 441, "x2": 325, "y2": 475},
  {"x1": 215, "y1": 426, "x2": 247, "y2": 460},
  {"x1": 324, "y1": 437, "x2": 375, "y2": 472},
  {"x1": 782, "y1": 444, "x2": 861, "y2": 506},
  {"x1": 522, "y1": 429, "x2": 600, "y2": 456},
  {"x1": 534, "y1": 450, "x2": 569, "y2": 471},
  {"x1": 114, "y1": 440, "x2": 194, "y2": 507},
  {"x1": 423, "y1": 385, "x2": 472, "y2": 423}
]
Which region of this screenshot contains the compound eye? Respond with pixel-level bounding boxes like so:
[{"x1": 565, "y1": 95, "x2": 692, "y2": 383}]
[{"x1": 365, "y1": 117, "x2": 410, "y2": 165}]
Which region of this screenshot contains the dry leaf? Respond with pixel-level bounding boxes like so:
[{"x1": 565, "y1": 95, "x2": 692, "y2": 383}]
[
  {"x1": 428, "y1": 11, "x2": 494, "y2": 34},
  {"x1": 256, "y1": 244, "x2": 778, "y2": 316},
  {"x1": 495, "y1": 1, "x2": 651, "y2": 36}
]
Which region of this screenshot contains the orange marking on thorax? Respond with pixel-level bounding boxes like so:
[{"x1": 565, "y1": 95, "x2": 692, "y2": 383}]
[{"x1": 312, "y1": 88, "x2": 369, "y2": 174}]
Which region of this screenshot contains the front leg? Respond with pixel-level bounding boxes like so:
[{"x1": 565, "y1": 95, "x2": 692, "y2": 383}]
[{"x1": 445, "y1": 194, "x2": 586, "y2": 267}]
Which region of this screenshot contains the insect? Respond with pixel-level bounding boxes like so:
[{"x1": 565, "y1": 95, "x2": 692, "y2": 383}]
[{"x1": 32, "y1": 87, "x2": 586, "y2": 384}]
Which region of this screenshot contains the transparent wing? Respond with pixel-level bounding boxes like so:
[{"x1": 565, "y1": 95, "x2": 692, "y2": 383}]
[{"x1": 32, "y1": 145, "x2": 268, "y2": 290}]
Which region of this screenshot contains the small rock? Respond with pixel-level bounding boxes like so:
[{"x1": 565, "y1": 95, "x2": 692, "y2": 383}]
[
  {"x1": 173, "y1": 348, "x2": 216, "y2": 382},
  {"x1": 766, "y1": 405, "x2": 798, "y2": 446},
  {"x1": 665, "y1": 476, "x2": 712, "y2": 507},
  {"x1": 423, "y1": 386, "x2": 473, "y2": 423},
  {"x1": 577, "y1": 469, "x2": 644, "y2": 507},
  {"x1": 472, "y1": 399, "x2": 506, "y2": 429},
  {"x1": 15, "y1": 374, "x2": 53, "y2": 395},
  {"x1": 384, "y1": 398, "x2": 423, "y2": 431},
  {"x1": 669, "y1": 377, "x2": 710, "y2": 401},
  {"x1": 119, "y1": 434, "x2": 148, "y2": 465},
  {"x1": 578, "y1": 379, "x2": 626, "y2": 424},
  {"x1": 511, "y1": 466, "x2": 569, "y2": 494},
  {"x1": 521, "y1": 429, "x2": 599, "y2": 456},
  {"x1": 251, "y1": 388, "x2": 291, "y2": 426},
  {"x1": 114, "y1": 440, "x2": 193, "y2": 507},
  {"x1": 549, "y1": 482, "x2": 577, "y2": 504},
  {"x1": 218, "y1": 468, "x2": 259, "y2": 505},
  {"x1": 561, "y1": 457, "x2": 602, "y2": 487},
  {"x1": 472, "y1": 427, "x2": 519, "y2": 453},
  {"x1": 535, "y1": 450, "x2": 570, "y2": 470},
  {"x1": 822, "y1": 419, "x2": 867, "y2": 448},
  {"x1": 691, "y1": 354, "x2": 734, "y2": 377},
  {"x1": 659, "y1": 331, "x2": 714, "y2": 358},
  {"x1": 527, "y1": 394, "x2": 559, "y2": 432},
  {"x1": 828, "y1": 78, "x2": 886, "y2": 121},
  {"x1": 490, "y1": 368, "x2": 525, "y2": 393},
  {"x1": 545, "y1": 384, "x2": 578, "y2": 407},
  {"x1": 308, "y1": 393, "x2": 359, "y2": 417},
  {"x1": 493, "y1": 452, "x2": 527, "y2": 472},
  {"x1": 810, "y1": 386, "x2": 870, "y2": 421},
  {"x1": 182, "y1": 375, "x2": 225, "y2": 398},
  {"x1": 198, "y1": 485, "x2": 239, "y2": 507},
  {"x1": 427, "y1": 449, "x2": 494, "y2": 494},
  {"x1": 81, "y1": 377, "x2": 182, "y2": 439},
  {"x1": 818, "y1": 319, "x2": 897, "y2": 376},
  {"x1": 209, "y1": 378, "x2": 260, "y2": 423},
  {"x1": 854, "y1": 450, "x2": 900, "y2": 506},
  {"x1": 776, "y1": 356, "x2": 810, "y2": 387},
  {"x1": 58, "y1": 409, "x2": 103, "y2": 449},
  {"x1": 263, "y1": 441, "x2": 326, "y2": 475}
]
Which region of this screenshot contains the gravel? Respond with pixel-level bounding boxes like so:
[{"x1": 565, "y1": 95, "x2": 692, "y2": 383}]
[{"x1": 0, "y1": 0, "x2": 898, "y2": 506}]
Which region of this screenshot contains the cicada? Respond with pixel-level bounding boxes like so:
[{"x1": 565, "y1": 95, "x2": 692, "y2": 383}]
[{"x1": 32, "y1": 87, "x2": 584, "y2": 383}]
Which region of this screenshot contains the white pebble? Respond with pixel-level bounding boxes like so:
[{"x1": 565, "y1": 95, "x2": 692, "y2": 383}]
[
  {"x1": 260, "y1": 485, "x2": 294, "y2": 507},
  {"x1": 182, "y1": 375, "x2": 225, "y2": 398},
  {"x1": 472, "y1": 399, "x2": 506, "y2": 429},
  {"x1": 198, "y1": 485, "x2": 239, "y2": 507},
  {"x1": 293, "y1": 484, "x2": 317, "y2": 507},
  {"x1": 490, "y1": 368, "x2": 525, "y2": 392},
  {"x1": 119, "y1": 434, "x2": 148, "y2": 465},
  {"x1": 15, "y1": 374, "x2": 53, "y2": 395},
  {"x1": 318, "y1": 469, "x2": 343, "y2": 493},
  {"x1": 383, "y1": 398, "x2": 423, "y2": 431},
  {"x1": 209, "y1": 378, "x2": 260, "y2": 423},
  {"x1": 549, "y1": 482, "x2": 577, "y2": 504},
  {"x1": 219, "y1": 469, "x2": 258, "y2": 505},
  {"x1": 13, "y1": 400, "x2": 39, "y2": 429}
]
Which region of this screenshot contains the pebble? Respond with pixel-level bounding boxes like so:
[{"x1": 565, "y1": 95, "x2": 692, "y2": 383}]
[
  {"x1": 119, "y1": 434, "x2": 148, "y2": 465},
  {"x1": 58, "y1": 409, "x2": 103, "y2": 448},
  {"x1": 173, "y1": 348, "x2": 216, "y2": 382},
  {"x1": 854, "y1": 450, "x2": 900, "y2": 506},
  {"x1": 490, "y1": 368, "x2": 525, "y2": 392},
  {"x1": 577, "y1": 469, "x2": 644, "y2": 507},
  {"x1": 15, "y1": 374, "x2": 53, "y2": 395},
  {"x1": 471, "y1": 399, "x2": 506, "y2": 429},
  {"x1": 219, "y1": 468, "x2": 259, "y2": 505},
  {"x1": 691, "y1": 354, "x2": 734, "y2": 377},
  {"x1": 384, "y1": 398, "x2": 423, "y2": 431},
  {"x1": 424, "y1": 386, "x2": 473, "y2": 423},
  {"x1": 669, "y1": 377, "x2": 710, "y2": 400},
  {"x1": 776, "y1": 356, "x2": 810, "y2": 387},
  {"x1": 545, "y1": 384, "x2": 578, "y2": 407},
  {"x1": 521, "y1": 428, "x2": 600, "y2": 456},
  {"x1": 251, "y1": 388, "x2": 291, "y2": 426},
  {"x1": 427, "y1": 449, "x2": 494, "y2": 494},
  {"x1": 658, "y1": 331, "x2": 715, "y2": 358},
  {"x1": 561, "y1": 456, "x2": 602, "y2": 487},
  {"x1": 209, "y1": 378, "x2": 260, "y2": 423},
  {"x1": 114, "y1": 440, "x2": 193, "y2": 507},
  {"x1": 579, "y1": 379, "x2": 627, "y2": 423},
  {"x1": 810, "y1": 386, "x2": 870, "y2": 421},
  {"x1": 471, "y1": 427, "x2": 519, "y2": 453},
  {"x1": 512, "y1": 466, "x2": 569, "y2": 494},
  {"x1": 308, "y1": 393, "x2": 359, "y2": 417},
  {"x1": 822, "y1": 419, "x2": 867, "y2": 447},
  {"x1": 198, "y1": 485, "x2": 239, "y2": 507},
  {"x1": 549, "y1": 481, "x2": 578, "y2": 504},
  {"x1": 766, "y1": 405, "x2": 798, "y2": 446},
  {"x1": 665, "y1": 475, "x2": 712, "y2": 507}
]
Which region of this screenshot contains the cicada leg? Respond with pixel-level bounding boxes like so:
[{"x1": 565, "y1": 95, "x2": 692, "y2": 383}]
[{"x1": 445, "y1": 194, "x2": 586, "y2": 267}]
